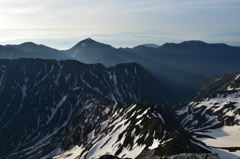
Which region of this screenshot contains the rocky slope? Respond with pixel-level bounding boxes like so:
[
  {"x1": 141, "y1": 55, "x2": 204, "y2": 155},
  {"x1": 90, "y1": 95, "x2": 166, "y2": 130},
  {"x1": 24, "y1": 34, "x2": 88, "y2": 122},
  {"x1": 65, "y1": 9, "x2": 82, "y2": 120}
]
[
  {"x1": 53, "y1": 102, "x2": 211, "y2": 159},
  {"x1": 174, "y1": 73, "x2": 238, "y2": 102},
  {"x1": 174, "y1": 72, "x2": 240, "y2": 158},
  {"x1": 0, "y1": 58, "x2": 174, "y2": 159},
  {"x1": 175, "y1": 72, "x2": 240, "y2": 131}
]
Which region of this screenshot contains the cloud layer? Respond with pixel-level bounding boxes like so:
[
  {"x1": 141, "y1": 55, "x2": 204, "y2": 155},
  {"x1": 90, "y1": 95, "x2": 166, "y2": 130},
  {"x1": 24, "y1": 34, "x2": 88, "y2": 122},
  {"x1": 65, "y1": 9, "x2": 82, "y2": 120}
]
[{"x1": 0, "y1": 0, "x2": 239, "y2": 47}]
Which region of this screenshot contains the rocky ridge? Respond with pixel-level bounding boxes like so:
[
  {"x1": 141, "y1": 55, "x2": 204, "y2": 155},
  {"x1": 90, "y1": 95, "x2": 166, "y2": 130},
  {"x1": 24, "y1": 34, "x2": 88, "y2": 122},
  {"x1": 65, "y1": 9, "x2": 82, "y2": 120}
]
[{"x1": 53, "y1": 102, "x2": 210, "y2": 159}]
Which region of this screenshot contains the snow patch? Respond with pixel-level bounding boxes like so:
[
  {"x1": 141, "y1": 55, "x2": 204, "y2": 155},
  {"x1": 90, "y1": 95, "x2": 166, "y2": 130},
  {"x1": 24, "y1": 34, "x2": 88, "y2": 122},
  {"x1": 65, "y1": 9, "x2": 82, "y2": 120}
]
[
  {"x1": 136, "y1": 108, "x2": 149, "y2": 119},
  {"x1": 148, "y1": 139, "x2": 160, "y2": 149}
]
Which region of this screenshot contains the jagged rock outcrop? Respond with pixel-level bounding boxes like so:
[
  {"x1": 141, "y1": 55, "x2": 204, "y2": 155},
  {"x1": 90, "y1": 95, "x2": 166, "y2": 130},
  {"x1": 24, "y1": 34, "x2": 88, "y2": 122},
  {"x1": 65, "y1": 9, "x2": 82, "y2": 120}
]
[{"x1": 53, "y1": 102, "x2": 210, "y2": 159}]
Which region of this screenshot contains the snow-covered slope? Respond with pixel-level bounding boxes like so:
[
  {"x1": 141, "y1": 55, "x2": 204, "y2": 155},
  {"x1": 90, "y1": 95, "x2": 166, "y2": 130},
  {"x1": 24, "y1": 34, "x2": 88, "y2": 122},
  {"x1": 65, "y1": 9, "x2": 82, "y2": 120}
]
[
  {"x1": 175, "y1": 73, "x2": 240, "y2": 158},
  {"x1": 0, "y1": 58, "x2": 174, "y2": 159},
  {"x1": 176, "y1": 73, "x2": 240, "y2": 131},
  {"x1": 53, "y1": 102, "x2": 210, "y2": 159}
]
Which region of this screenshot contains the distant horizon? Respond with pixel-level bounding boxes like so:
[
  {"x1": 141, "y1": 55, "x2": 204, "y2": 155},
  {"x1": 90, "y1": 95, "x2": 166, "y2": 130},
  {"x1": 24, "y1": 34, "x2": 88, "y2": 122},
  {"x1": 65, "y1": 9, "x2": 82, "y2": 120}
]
[
  {"x1": 1, "y1": 0, "x2": 239, "y2": 49},
  {"x1": 1, "y1": 36, "x2": 240, "y2": 50}
]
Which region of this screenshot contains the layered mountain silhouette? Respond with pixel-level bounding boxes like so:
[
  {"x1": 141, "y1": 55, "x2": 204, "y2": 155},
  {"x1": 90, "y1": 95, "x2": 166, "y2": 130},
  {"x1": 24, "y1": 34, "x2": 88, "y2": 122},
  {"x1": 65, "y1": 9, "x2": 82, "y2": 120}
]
[
  {"x1": 4, "y1": 42, "x2": 69, "y2": 60},
  {"x1": 124, "y1": 40, "x2": 240, "y2": 77},
  {"x1": 2, "y1": 38, "x2": 240, "y2": 88}
]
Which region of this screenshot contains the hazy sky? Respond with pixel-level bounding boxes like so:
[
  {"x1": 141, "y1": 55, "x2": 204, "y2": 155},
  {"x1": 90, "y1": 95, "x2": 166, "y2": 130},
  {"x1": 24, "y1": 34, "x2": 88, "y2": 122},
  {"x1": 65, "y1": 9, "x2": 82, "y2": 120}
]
[{"x1": 0, "y1": 0, "x2": 240, "y2": 49}]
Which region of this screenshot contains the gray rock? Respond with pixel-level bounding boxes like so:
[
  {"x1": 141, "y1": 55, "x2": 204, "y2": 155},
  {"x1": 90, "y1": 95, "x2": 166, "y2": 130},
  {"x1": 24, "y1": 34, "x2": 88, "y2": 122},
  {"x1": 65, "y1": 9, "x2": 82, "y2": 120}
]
[
  {"x1": 98, "y1": 153, "x2": 221, "y2": 159},
  {"x1": 136, "y1": 150, "x2": 221, "y2": 159},
  {"x1": 167, "y1": 153, "x2": 221, "y2": 159},
  {"x1": 98, "y1": 155, "x2": 120, "y2": 159},
  {"x1": 136, "y1": 149, "x2": 162, "y2": 159}
]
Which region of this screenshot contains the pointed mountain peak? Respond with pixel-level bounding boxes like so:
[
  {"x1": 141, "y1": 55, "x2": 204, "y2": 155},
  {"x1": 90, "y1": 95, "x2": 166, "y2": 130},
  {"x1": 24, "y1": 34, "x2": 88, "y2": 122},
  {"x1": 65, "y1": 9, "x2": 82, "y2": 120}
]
[
  {"x1": 86, "y1": 37, "x2": 94, "y2": 41},
  {"x1": 71, "y1": 38, "x2": 112, "y2": 50},
  {"x1": 80, "y1": 37, "x2": 96, "y2": 43}
]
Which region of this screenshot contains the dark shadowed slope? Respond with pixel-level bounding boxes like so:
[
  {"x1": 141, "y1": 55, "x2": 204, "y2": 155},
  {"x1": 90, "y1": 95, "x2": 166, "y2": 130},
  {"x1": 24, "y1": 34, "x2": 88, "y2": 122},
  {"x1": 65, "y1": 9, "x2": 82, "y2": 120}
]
[
  {"x1": 125, "y1": 40, "x2": 240, "y2": 78},
  {"x1": 0, "y1": 58, "x2": 175, "y2": 159},
  {"x1": 63, "y1": 38, "x2": 119, "y2": 63},
  {"x1": 64, "y1": 38, "x2": 192, "y2": 85},
  {"x1": 90, "y1": 55, "x2": 127, "y2": 67}
]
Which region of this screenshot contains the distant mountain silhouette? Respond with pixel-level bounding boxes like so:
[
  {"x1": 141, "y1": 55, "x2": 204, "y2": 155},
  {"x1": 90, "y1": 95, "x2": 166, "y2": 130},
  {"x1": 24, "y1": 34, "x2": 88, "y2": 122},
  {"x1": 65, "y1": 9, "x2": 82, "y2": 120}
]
[
  {"x1": 90, "y1": 55, "x2": 127, "y2": 67},
  {"x1": 123, "y1": 40, "x2": 240, "y2": 77},
  {"x1": 63, "y1": 38, "x2": 117, "y2": 63},
  {"x1": 64, "y1": 38, "x2": 191, "y2": 85},
  {"x1": 2, "y1": 38, "x2": 240, "y2": 101},
  {"x1": 0, "y1": 45, "x2": 47, "y2": 59},
  {"x1": 5, "y1": 42, "x2": 69, "y2": 60},
  {"x1": 143, "y1": 43, "x2": 159, "y2": 48},
  {"x1": 7, "y1": 42, "x2": 59, "y2": 54}
]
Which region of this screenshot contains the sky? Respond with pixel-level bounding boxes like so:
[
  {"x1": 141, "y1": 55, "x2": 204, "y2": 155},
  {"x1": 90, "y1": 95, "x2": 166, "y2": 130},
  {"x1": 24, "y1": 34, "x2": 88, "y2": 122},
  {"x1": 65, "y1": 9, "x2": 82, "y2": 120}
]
[{"x1": 0, "y1": 0, "x2": 240, "y2": 49}]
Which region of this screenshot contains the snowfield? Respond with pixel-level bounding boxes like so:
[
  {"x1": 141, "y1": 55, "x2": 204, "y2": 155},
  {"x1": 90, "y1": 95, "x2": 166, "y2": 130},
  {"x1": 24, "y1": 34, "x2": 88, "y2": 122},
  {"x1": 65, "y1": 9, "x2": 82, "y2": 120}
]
[
  {"x1": 52, "y1": 146, "x2": 83, "y2": 159},
  {"x1": 196, "y1": 126, "x2": 240, "y2": 147},
  {"x1": 195, "y1": 125, "x2": 240, "y2": 158},
  {"x1": 177, "y1": 86, "x2": 240, "y2": 158}
]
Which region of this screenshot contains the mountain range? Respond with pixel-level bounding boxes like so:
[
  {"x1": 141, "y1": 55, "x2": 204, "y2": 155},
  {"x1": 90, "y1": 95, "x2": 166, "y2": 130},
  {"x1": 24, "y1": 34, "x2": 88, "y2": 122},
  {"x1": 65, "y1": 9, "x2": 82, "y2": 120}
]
[
  {"x1": 3, "y1": 38, "x2": 240, "y2": 84},
  {"x1": 0, "y1": 38, "x2": 240, "y2": 158}
]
